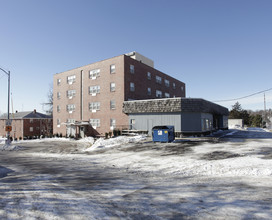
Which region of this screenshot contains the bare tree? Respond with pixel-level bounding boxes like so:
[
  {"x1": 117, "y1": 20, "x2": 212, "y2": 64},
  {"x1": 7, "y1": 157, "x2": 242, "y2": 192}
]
[{"x1": 42, "y1": 83, "x2": 53, "y2": 116}]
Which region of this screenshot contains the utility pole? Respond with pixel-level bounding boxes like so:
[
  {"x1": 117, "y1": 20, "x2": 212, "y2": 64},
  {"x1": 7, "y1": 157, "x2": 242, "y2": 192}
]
[
  {"x1": 0, "y1": 67, "x2": 11, "y2": 145},
  {"x1": 264, "y1": 93, "x2": 267, "y2": 128}
]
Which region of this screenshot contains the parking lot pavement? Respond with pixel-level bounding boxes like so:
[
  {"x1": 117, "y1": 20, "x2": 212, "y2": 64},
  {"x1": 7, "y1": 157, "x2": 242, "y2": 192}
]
[{"x1": 0, "y1": 130, "x2": 272, "y2": 219}]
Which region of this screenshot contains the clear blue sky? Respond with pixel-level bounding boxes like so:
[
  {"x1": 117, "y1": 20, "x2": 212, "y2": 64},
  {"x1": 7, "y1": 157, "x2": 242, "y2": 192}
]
[{"x1": 0, "y1": 0, "x2": 272, "y2": 115}]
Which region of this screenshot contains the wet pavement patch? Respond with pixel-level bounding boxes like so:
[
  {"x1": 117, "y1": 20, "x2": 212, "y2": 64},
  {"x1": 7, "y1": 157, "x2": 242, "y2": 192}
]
[
  {"x1": 257, "y1": 147, "x2": 272, "y2": 160},
  {"x1": 0, "y1": 166, "x2": 14, "y2": 178},
  {"x1": 200, "y1": 151, "x2": 242, "y2": 160},
  {"x1": 160, "y1": 144, "x2": 193, "y2": 156}
]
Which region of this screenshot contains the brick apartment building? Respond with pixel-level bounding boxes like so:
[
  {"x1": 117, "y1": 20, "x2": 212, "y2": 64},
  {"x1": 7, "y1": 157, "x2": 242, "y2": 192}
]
[
  {"x1": 53, "y1": 52, "x2": 186, "y2": 137},
  {"x1": 0, "y1": 110, "x2": 53, "y2": 139}
]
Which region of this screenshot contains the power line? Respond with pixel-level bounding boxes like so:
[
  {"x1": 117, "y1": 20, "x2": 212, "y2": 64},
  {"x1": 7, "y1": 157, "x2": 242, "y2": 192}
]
[{"x1": 213, "y1": 88, "x2": 272, "y2": 103}]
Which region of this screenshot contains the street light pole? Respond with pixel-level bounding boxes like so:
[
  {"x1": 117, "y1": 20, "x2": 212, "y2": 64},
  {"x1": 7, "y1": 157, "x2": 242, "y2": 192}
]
[{"x1": 0, "y1": 67, "x2": 11, "y2": 145}]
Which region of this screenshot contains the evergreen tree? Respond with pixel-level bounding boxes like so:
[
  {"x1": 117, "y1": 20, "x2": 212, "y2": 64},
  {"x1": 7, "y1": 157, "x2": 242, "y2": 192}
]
[{"x1": 229, "y1": 102, "x2": 251, "y2": 126}]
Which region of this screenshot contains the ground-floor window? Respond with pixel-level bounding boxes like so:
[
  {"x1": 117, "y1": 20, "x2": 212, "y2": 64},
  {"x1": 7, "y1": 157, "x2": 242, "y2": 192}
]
[{"x1": 89, "y1": 119, "x2": 100, "y2": 128}]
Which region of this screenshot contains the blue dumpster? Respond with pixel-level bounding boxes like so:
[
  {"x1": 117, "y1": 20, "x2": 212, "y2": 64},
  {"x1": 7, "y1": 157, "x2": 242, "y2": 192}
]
[{"x1": 152, "y1": 126, "x2": 175, "y2": 143}]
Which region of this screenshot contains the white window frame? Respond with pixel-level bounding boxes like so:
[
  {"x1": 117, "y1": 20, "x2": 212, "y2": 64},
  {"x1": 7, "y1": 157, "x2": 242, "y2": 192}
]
[
  {"x1": 164, "y1": 79, "x2": 170, "y2": 87},
  {"x1": 67, "y1": 75, "x2": 76, "y2": 84},
  {"x1": 89, "y1": 102, "x2": 100, "y2": 111},
  {"x1": 57, "y1": 105, "x2": 61, "y2": 112},
  {"x1": 110, "y1": 64, "x2": 116, "y2": 74},
  {"x1": 156, "y1": 90, "x2": 162, "y2": 98},
  {"x1": 165, "y1": 92, "x2": 170, "y2": 98},
  {"x1": 147, "y1": 72, "x2": 151, "y2": 80},
  {"x1": 173, "y1": 82, "x2": 176, "y2": 89},
  {"x1": 30, "y1": 127, "x2": 33, "y2": 132},
  {"x1": 110, "y1": 82, "x2": 116, "y2": 92},
  {"x1": 89, "y1": 69, "x2": 100, "y2": 79},
  {"x1": 67, "y1": 119, "x2": 75, "y2": 124},
  {"x1": 130, "y1": 82, "x2": 135, "y2": 92},
  {"x1": 57, "y1": 78, "x2": 61, "y2": 85},
  {"x1": 156, "y1": 76, "x2": 162, "y2": 84},
  {"x1": 110, "y1": 100, "x2": 116, "y2": 110},
  {"x1": 89, "y1": 119, "x2": 100, "y2": 128},
  {"x1": 66, "y1": 104, "x2": 75, "y2": 112},
  {"x1": 110, "y1": 118, "x2": 116, "y2": 130},
  {"x1": 147, "y1": 87, "x2": 151, "y2": 96},
  {"x1": 67, "y1": 90, "x2": 76, "y2": 99},
  {"x1": 89, "y1": 85, "x2": 100, "y2": 95},
  {"x1": 57, "y1": 92, "x2": 61, "y2": 99},
  {"x1": 130, "y1": 65, "x2": 134, "y2": 74}
]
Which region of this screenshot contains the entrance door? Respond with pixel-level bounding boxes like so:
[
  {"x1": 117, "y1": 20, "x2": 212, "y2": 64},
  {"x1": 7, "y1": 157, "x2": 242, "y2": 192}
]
[
  {"x1": 67, "y1": 125, "x2": 76, "y2": 137},
  {"x1": 80, "y1": 126, "x2": 85, "y2": 138}
]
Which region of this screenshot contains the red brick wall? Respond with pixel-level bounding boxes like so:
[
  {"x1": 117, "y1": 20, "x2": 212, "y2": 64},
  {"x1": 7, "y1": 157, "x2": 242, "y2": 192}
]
[
  {"x1": 0, "y1": 118, "x2": 52, "y2": 139},
  {"x1": 53, "y1": 55, "x2": 128, "y2": 136},
  {"x1": 53, "y1": 54, "x2": 186, "y2": 136},
  {"x1": 124, "y1": 55, "x2": 186, "y2": 101},
  {"x1": 23, "y1": 119, "x2": 53, "y2": 137}
]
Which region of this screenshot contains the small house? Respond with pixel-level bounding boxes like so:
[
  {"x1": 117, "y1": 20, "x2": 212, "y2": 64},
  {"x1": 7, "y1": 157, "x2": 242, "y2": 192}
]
[{"x1": 0, "y1": 110, "x2": 53, "y2": 139}]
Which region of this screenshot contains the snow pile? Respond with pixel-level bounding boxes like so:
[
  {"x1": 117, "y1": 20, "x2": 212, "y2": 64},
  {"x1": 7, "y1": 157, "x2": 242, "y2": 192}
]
[
  {"x1": 77, "y1": 137, "x2": 95, "y2": 145},
  {"x1": 0, "y1": 138, "x2": 6, "y2": 145},
  {"x1": 85, "y1": 135, "x2": 147, "y2": 151}
]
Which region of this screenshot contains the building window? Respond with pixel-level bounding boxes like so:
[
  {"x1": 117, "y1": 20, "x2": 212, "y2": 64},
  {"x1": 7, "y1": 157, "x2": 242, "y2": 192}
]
[
  {"x1": 57, "y1": 92, "x2": 61, "y2": 99},
  {"x1": 57, "y1": 79, "x2": 61, "y2": 85},
  {"x1": 67, "y1": 75, "x2": 76, "y2": 84},
  {"x1": 89, "y1": 69, "x2": 100, "y2": 79},
  {"x1": 156, "y1": 76, "x2": 162, "y2": 84},
  {"x1": 110, "y1": 82, "x2": 116, "y2": 92},
  {"x1": 147, "y1": 87, "x2": 151, "y2": 96},
  {"x1": 57, "y1": 119, "x2": 61, "y2": 127},
  {"x1": 181, "y1": 86, "x2": 184, "y2": 91},
  {"x1": 147, "y1": 72, "x2": 151, "y2": 80},
  {"x1": 66, "y1": 104, "x2": 75, "y2": 113},
  {"x1": 165, "y1": 92, "x2": 170, "y2": 98},
  {"x1": 130, "y1": 65, "x2": 134, "y2": 74},
  {"x1": 173, "y1": 82, "x2": 176, "y2": 89},
  {"x1": 90, "y1": 119, "x2": 100, "y2": 128},
  {"x1": 89, "y1": 102, "x2": 100, "y2": 111},
  {"x1": 67, "y1": 90, "x2": 76, "y2": 99},
  {"x1": 110, "y1": 118, "x2": 116, "y2": 130},
  {"x1": 89, "y1": 85, "x2": 100, "y2": 95},
  {"x1": 67, "y1": 119, "x2": 75, "y2": 124},
  {"x1": 110, "y1": 100, "x2": 116, "y2": 109},
  {"x1": 164, "y1": 79, "x2": 170, "y2": 87},
  {"x1": 30, "y1": 127, "x2": 33, "y2": 132},
  {"x1": 156, "y1": 90, "x2": 162, "y2": 98},
  {"x1": 110, "y1": 64, "x2": 116, "y2": 74},
  {"x1": 57, "y1": 105, "x2": 60, "y2": 112},
  {"x1": 130, "y1": 82, "x2": 135, "y2": 92},
  {"x1": 30, "y1": 119, "x2": 33, "y2": 123}
]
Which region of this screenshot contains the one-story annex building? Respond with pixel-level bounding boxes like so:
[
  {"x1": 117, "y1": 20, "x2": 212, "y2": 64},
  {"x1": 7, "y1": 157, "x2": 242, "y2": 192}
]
[{"x1": 123, "y1": 98, "x2": 229, "y2": 136}]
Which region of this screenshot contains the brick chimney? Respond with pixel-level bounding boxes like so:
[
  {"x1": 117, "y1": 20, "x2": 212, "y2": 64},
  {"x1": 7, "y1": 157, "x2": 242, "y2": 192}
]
[{"x1": 34, "y1": 109, "x2": 36, "y2": 114}]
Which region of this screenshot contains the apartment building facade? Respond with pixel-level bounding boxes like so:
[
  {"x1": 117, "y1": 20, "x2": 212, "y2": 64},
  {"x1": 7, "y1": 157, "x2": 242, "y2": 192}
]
[
  {"x1": 53, "y1": 52, "x2": 186, "y2": 136},
  {"x1": 0, "y1": 110, "x2": 52, "y2": 139}
]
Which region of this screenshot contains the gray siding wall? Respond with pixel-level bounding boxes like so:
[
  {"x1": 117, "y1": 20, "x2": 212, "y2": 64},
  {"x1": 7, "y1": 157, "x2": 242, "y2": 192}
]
[
  {"x1": 180, "y1": 112, "x2": 202, "y2": 132},
  {"x1": 129, "y1": 113, "x2": 181, "y2": 135}
]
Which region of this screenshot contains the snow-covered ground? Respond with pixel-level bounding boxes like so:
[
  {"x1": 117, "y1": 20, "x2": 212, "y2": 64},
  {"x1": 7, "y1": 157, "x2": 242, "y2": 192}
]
[{"x1": 1, "y1": 129, "x2": 272, "y2": 219}]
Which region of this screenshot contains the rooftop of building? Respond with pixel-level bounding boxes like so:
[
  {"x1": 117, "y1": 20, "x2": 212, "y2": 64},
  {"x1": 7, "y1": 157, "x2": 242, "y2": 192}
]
[
  {"x1": 0, "y1": 110, "x2": 52, "y2": 120},
  {"x1": 123, "y1": 97, "x2": 229, "y2": 116},
  {"x1": 54, "y1": 51, "x2": 155, "y2": 75}
]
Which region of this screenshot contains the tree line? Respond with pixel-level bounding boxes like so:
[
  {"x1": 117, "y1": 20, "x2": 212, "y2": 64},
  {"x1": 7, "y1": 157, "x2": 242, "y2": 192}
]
[{"x1": 229, "y1": 102, "x2": 271, "y2": 128}]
